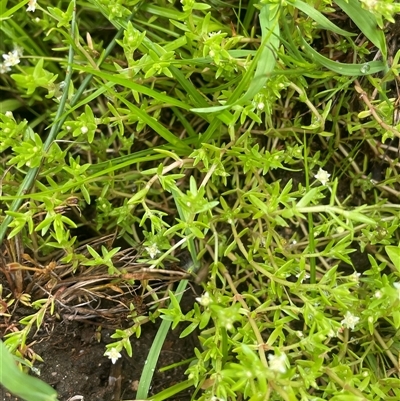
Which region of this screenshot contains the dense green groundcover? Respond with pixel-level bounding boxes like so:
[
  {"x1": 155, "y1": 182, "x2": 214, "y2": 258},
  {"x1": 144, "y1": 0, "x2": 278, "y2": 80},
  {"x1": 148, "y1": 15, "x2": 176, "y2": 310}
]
[{"x1": 1, "y1": 0, "x2": 400, "y2": 400}]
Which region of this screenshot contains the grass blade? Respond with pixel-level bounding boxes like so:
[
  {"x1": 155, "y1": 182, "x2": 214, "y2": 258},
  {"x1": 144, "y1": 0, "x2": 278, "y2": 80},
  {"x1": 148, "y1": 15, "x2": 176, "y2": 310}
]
[
  {"x1": 291, "y1": 0, "x2": 355, "y2": 37},
  {"x1": 150, "y1": 379, "x2": 194, "y2": 401},
  {"x1": 335, "y1": 0, "x2": 387, "y2": 59},
  {"x1": 135, "y1": 279, "x2": 189, "y2": 399},
  {"x1": 70, "y1": 65, "x2": 193, "y2": 111},
  {"x1": 301, "y1": 37, "x2": 387, "y2": 76}
]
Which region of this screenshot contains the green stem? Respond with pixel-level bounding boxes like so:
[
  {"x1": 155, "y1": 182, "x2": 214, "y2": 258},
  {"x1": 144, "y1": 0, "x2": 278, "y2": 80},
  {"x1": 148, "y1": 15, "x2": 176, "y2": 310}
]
[
  {"x1": 303, "y1": 135, "x2": 316, "y2": 285},
  {"x1": 324, "y1": 367, "x2": 369, "y2": 401}
]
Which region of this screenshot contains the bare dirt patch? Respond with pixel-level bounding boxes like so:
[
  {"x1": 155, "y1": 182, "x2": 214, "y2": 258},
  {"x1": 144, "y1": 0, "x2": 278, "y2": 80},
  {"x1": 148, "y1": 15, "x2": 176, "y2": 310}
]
[{"x1": 1, "y1": 295, "x2": 197, "y2": 401}]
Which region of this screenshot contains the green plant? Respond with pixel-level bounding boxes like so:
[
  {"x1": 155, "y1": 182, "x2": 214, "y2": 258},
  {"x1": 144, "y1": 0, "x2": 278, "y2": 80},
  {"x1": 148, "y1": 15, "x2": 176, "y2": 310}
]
[{"x1": 2, "y1": 0, "x2": 400, "y2": 400}]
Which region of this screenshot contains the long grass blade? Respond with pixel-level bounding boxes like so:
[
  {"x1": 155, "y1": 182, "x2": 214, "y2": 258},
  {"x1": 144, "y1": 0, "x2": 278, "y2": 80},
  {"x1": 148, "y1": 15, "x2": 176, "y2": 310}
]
[
  {"x1": 291, "y1": 0, "x2": 355, "y2": 37},
  {"x1": 335, "y1": 0, "x2": 387, "y2": 59},
  {"x1": 135, "y1": 279, "x2": 189, "y2": 399},
  {"x1": 301, "y1": 38, "x2": 387, "y2": 76}
]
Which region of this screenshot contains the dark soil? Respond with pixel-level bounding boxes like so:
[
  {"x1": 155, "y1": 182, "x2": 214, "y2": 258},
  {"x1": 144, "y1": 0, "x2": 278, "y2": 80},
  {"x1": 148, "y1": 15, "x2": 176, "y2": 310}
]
[{"x1": 0, "y1": 294, "x2": 197, "y2": 401}]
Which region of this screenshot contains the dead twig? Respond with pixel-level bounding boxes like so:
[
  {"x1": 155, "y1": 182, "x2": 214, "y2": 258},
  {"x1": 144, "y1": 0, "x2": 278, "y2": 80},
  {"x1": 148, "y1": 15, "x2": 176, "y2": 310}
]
[{"x1": 354, "y1": 80, "x2": 400, "y2": 139}]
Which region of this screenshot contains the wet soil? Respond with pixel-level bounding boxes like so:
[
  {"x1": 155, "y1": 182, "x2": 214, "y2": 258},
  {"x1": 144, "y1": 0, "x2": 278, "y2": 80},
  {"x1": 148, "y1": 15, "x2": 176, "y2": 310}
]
[{"x1": 0, "y1": 295, "x2": 197, "y2": 401}]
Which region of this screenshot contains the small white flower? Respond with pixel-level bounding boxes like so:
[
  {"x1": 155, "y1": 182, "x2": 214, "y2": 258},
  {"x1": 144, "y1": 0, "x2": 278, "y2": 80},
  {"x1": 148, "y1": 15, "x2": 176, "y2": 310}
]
[
  {"x1": 105, "y1": 348, "x2": 121, "y2": 364},
  {"x1": 362, "y1": 0, "x2": 378, "y2": 10},
  {"x1": 257, "y1": 102, "x2": 265, "y2": 110},
  {"x1": 350, "y1": 272, "x2": 361, "y2": 282},
  {"x1": 145, "y1": 244, "x2": 160, "y2": 259},
  {"x1": 0, "y1": 63, "x2": 11, "y2": 74},
  {"x1": 341, "y1": 311, "x2": 360, "y2": 330},
  {"x1": 224, "y1": 320, "x2": 233, "y2": 331},
  {"x1": 268, "y1": 353, "x2": 287, "y2": 374},
  {"x1": 374, "y1": 290, "x2": 382, "y2": 299},
  {"x1": 14, "y1": 45, "x2": 24, "y2": 57},
  {"x1": 2, "y1": 50, "x2": 20, "y2": 67},
  {"x1": 314, "y1": 168, "x2": 331, "y2": 186},
  {"x1": 394, "y1": 282, "x2": 400, "y2": 299},
  {"x1": 327, "y1": 329, "x2": 337, "y2": 338},
  {"x1": 80, "y1": 126, "x2": 88, "y2": 134},
  {"x1": 208, "y1": 30, "x2": 222, "y2": 38},
  {"x1": 5, "y1": 111, "x2": 13, "y2": 118},
  {"x1": 27, "y1": 0, "x2": 37, "y2": 12},
  {"x1": 336, "y1": 226, "x2": 345, "y2": 234},
  {"x1": 196, "y1": 292, "x2": 212, "y2": 307},
  {"x1": 295, "y1": 271, "x2": 310, "y2": 283},
  {"x1": 31, "y1": 366, "x2": 41, "y2": 376}
]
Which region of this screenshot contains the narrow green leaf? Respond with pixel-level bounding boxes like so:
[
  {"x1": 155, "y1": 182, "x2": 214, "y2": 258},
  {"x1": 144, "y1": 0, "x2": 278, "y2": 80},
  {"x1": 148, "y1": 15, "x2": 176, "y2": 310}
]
[
  {"x1": 150, "y1": 379, "x2": 194, "y2": 401},
  {"x1": 296, "y1": 188, "x2": 320, "y2": 208},
  {"x1": 35, "y1": 216, "x2": 54, "y2": 232},
  {"x1": 385, "y1": 246, "x2": 400, "y2": 271},
  {"x1": 0, "y1": 340, "x2": 58, "y2": 401},
  {"x1": 86, "y1": 245, "x2": 100, "y2": 259},
  {"x1": 291, "y1": 0, "x2": 355, "y2": 37},
  {"x1": 154, "y1": 149, "x2": 181, "y2": 161},
  {"x1": 114, "y1": 92, "x2": 190, "y2": 151},
  {"x1": 248, "y1": 194, "x2": 269, "y2": 216},
  {"x1": 335, "y1": 0, "x2": 387, "y2": 59},
  {"x1": 233, "y1": 4, "x2": 280, "y2": 105},
  {"x1": 191, "y1": 104, "x2": 231, "y2": 114},
  {"x1": 340, "y1": 210, "x2": 376, "y2": 225},
  {"x1": 301, "y1": 38, "x2": 387, "y2": 76},
  {"x1": 70, "y1": 65, "x2": 192, "y2": 111}
]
